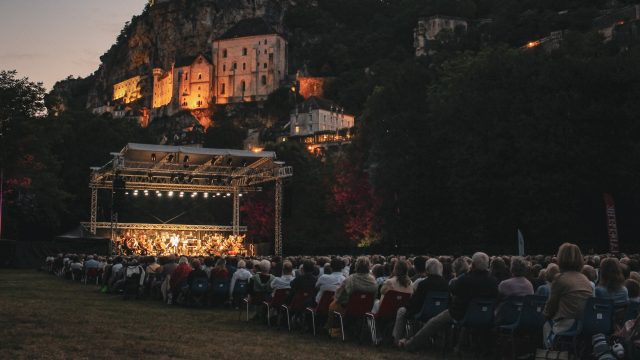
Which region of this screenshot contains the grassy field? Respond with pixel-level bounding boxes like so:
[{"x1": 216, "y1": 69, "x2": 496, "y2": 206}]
[{"x1": 0, "y1": 270, "x2": 449, "y2": 359}]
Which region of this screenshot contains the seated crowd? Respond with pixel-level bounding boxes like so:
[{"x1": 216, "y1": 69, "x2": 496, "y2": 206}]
[{"x1": 44, "y1": 243, "x2": 640, "y2": 357}]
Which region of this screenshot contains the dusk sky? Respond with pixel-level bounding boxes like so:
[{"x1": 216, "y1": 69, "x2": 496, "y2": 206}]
[{"x1": 0, "y1": 0, "x2": 148, "y2": 90}]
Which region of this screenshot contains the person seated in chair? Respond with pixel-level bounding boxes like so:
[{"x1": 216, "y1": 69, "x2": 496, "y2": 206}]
[
  {"x1": 288, "y1": 259, "x2": 317, "y2": 305},
  {"x1": 595, "y1": 258, "x2": 629, "y2": 306},
  {"x1": 397, "y1": 252, "x2": 498, "y2": 351},
  {"x1": 536, "y1": 263, "x2": 559, "y2": 297},
  {"x1": 229, "y1": 260, "x2": 252, "y2": 302},
  {"x1": 393, "y1": 258, "x2": 449, "y2": 343},
  {"x1": 270, "y1": 260, "x2": 295, "y2": 296},
  {"x1": 248, "y1": 260, "x2": 275, "y2": 320},
  {"x1": 498, "y1": 256, "x2": 534, "y2": 298},
  {"x1": 626, "y1": 279, "x2": 640, "y2": 303},
  {"x1": 315, "y1": 258, "x2": 346, "y2": 304}
]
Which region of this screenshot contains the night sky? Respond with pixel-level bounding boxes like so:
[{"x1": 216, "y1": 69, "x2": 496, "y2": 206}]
[{"x1": 0, "y1": 0, "x2": 147, "y2": 90}]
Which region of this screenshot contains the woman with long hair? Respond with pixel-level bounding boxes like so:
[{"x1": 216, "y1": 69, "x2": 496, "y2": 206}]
[{"x1": 596, "y1": 257, "x2": 629, "y2": 306}]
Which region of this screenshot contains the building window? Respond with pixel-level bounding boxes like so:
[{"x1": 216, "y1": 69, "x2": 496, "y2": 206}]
[
  {"x1": 295, "y1": 126, "x2": 300, "y2": 134},
  {"x1": 269, "y1": 53, "x2": 274, "y2": 61},
  {"x1": 264, "y1": 49, "x2": 267, "y2": 54},
  {"x1": 198, "y1": 86, "x2": 201, "y2": 90},
  {"x1": 198, "y1": 73, "x2": 202, "y2": 80},
  {"x1": 221, "y1": 83, "x2": 225, "y2": 94},
  {"x1": 233, "y1": 63, "x2": 237, "y2": 70},
  {"x1": 223, "y1": 49, "x2": 227, "y2": 58},
  {"x1": 261, "y1": 75, "x2": 267, "y2": 85},
  {"x1": 264, "y1": 39, "x2": 267, "y2": 44},
  {"x1": 223, "y1": 64, "x2": 226, "y2": 72},
  {"x1": 243, "y1": 63, "x2": 246, "y2": 70},
  {"x1": 242, "y1": 48, "x2": 247, "y2": 56},
  {"x1": 241, "y1": 81, "x2": 246, "y2": 92},
  {"x1": 185, "y1": 73, "x2": 189, "y2": 80},
  {"x1": 263, "y1": 63, "x2": 267, "y2": 69}
]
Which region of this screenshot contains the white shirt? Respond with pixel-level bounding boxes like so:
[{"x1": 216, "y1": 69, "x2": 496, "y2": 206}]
[
  {"x1": 229, "y1": 268, "x2": 252, "y2": 296},
  {"x1": 315, "y1": 272, "x2": 346, "y2": 303},
  {"x1": 412, "y1": 277, "x2": 426, "y2": 291},
  {"x1": 111, "y1": 263, "x2": 123, "y2": 275},
  {"x1": 271, "y1": 274, "x2": 295, "y2": 295}
]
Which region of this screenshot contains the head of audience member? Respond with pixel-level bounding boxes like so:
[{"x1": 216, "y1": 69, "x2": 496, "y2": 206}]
[
  {"x1": 625, "y1": 279, "x2": 640, "y2": 301},
  {"x1": 372, "y1": 264, "x2": 385, "y2": 279},
  {"x1": 472, "y1": 252, "x2": 490, "y2": 272},
  {"x1": 355, "y1": 256, "x2": 371, "y2": 274},
  {"x1": 393, "y1": 260, "x2": 411, "y2": 287},
  {"x1": 425, "y1": 258, "x2": 443, "y2": 277},
  {"x1": 545, "y1": 263, "x2": 560, "y2": 283},
  {"x1": 282, "y1": 260, "x2": 293, "y2": 276},
  {"x1": 260, "y1": 259, "x2": 271, "y2": 274},
  {"x1": 599, "y1": 257, "x2": 625, "y2": 292},
  {"x1": 556, "y1": 243, "x2": 584, "y2": 272},
  {"x1": 630, "y1": 271, "x2": 640, "y2": 284},
  {"x1": 330, "y1": 257, "x2": 345, "y2": 274},
  {"x1": 204, "y1": 257, "x2": 215, "y2": 268},
  {"x1": 191, "y1": 259, "x2": 201, "y2": 270},
  {"x1": 237, "y1": 260, "x2": 247, "y2": 269},
  {"x1": 413, "y1": 256, "x2": 427, "y2": 276},
  {"x1": 581, "y1": 265, "x2": 597, "y2": 283},
  {"x1": 452, "y1": 257, "x2": 469, "y2": 277},
  {"x1": 302, "y1": 259, "x2": 315, "y2": 275},
  {"x1": 215, "y1": 258, "x2": 226, "y2": 270},
  {"x1": 178, "y1": 256, "x2": 188, "y2": 265},
  {"x1": 510, "y1": 256, "x2": 529, "y2": 278}
]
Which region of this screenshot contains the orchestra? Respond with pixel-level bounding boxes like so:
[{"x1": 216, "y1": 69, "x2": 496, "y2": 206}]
[{"x1": 116, "y1": 230, "x2": 246, "y2": 257}]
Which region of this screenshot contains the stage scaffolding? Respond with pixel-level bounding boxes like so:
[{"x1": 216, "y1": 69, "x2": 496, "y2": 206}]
[{"x1": 88, "y1": 143, "x2": 292, "y2": 255}]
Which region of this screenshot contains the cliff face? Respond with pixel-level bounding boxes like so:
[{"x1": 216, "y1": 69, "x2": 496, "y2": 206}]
[{"x1": 87, "y1": 0, "x2": 288, "y2": 109}]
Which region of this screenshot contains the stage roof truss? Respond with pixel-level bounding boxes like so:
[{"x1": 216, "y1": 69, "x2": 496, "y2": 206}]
[{"x1": 82, "y1": 222, "x2": 247, "y2": 232}]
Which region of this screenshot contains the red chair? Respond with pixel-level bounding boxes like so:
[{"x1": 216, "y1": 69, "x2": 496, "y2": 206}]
[
  {"x1": 281, "y1": 290, "x2": 314, "y2": 331},
  {"x1": 365, "y1": 290, "x2": 411, "y2": 345},
  {"x1": 84, "y1": 268, "x2": 101, "y2": 285},
  {"x1": 333, "y1": 291, "x2": 375, "y2": 341},
  {"x1": 306, "y1": 290, "x2": 335, "y2": 336},
  {"x1": 263, "y1": 288, "x2": 291, "y2": 327}
]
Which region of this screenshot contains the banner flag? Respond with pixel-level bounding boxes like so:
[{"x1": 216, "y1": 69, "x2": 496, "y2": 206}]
[
  {"x1": 603, "y1": 193, "x2": 620, "y2": 254},
  {"x1": 517, "y1": 229, "x2": 525, "y2": 256}
]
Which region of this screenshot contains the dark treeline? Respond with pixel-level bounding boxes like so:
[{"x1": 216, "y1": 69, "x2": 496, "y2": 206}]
[{"x1": 3, "y1": 0, "x2": 640, "y2": 254}]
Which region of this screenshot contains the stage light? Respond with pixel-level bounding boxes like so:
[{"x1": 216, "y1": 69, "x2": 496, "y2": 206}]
[
  {"x1": 204, "y1": 192, "x2": 209, "y2": 198},
  {"x1": 216, "y1": 193, "x2": 221, "y2": 196},
  {"x1": 125, "y1": 191, "x2": 129, "y2": 195},
  {"x1": 133, "y1": 192, "x2": 138, "y2": 196},
  {"x1": 144, "y1": 192, "x2": 149, "y2": 197},
  {"x1": 157, "y1": 192, "x2": 162, "y2": 197},
  {"x1": 151, "y1": 153, "x2": 157, "y2": 162},
  {"x1": 179, "y1": 192, "x2": 184, "y2": 198},
  {"x1": 226, "y1": 193, "x2": 231, "y2": 197},
  {"x1": 168, "y1": 191, "x2": 174, "y2": 197},
  {"x1": 239, "y1": 193, "x2": 243, "y2": 197},
  {"x1": 192, "y1": 192, "x2": 198, "y2": 197}
]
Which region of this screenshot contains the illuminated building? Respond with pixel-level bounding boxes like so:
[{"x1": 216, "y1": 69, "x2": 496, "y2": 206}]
[
  {"x1": 151, "y1": 54, "x2": 214, "y2": 112},
  {"x1": 212, "y1": 18, "x2": 287, "y2": 104},
  {"x1": 414, "y1": 15, "x2": 468, "y2": 57},
  {"x1": 521, "y1": 31, "x2": 564, "y2": 52},
  {"x1": 297, "y1": 76, "x2": 326, "y2": 99},
  {"x1": 289, "y1": 97, "x2": 354, "y2": 137},
  {"x1": 594, "y1": 5, "x2": 640, "y2": 42},
  {"x1": 113, "y1": 76, "x2": 144, "y2": 104}
]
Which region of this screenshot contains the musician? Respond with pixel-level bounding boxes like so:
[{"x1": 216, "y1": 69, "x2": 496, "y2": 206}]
[{"x1": 170, "y1": 235, "x2": 180, "y2": 254}]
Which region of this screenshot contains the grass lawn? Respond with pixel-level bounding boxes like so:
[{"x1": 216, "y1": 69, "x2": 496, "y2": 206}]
[{"x1": 0, "y1": 270, "x2": 448, "y2": 359}]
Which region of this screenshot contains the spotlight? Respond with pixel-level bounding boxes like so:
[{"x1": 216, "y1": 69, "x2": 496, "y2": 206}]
[
  {"x1": 226, "y1": 193, "x2": 231, "y2": 197},
  {"x1": 133, "y1": 191, "x2": 138, "y2": 196},
  {"x1": 144, "y1": 192, "x2": 149, "y2": 197},
  {"x1": 125, "y1": 191, "x2": 129, "y2": 195},
  {"x1": 168, "y1": 191, "x2": 174, "y2": 197},
  {"x1": 192, "y1": 192, "x2": 198, "y2": 197},
  {"x1": 239, "y1": 193, "x2": 243, "y2": 197},
  {"x1": 179, "y1": 192, "x2": 184, "y2": 198},
  {"x1": 204, "y1": 192, "x2": 209, "y2": 198},
  {"x1": 157, "y1": 192, "x2": 162, "y2": 197},
  {"x1": 216, "y1": 193, "x2": 221, "y2": 196}
]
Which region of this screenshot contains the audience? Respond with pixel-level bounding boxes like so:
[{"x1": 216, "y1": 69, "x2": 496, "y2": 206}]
[{"x1": 595, "y1": 257, "x2": 629, "y2": 306}]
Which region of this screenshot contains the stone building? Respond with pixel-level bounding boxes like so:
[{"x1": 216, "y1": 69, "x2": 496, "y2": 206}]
[
  {"x1": 414, "y1": 15, "x2": 468, "y2": 56},
  {"x1": 289, "y1": 96, "x2": 354, "y2": 137},
  {"x1": 113, "y1": 75, "x2": 144, "y2": 104},
  {"x1": 152, "y1": 54, "x2": 214, "y2": 112},
  {"x1": 211, "y1": 18, "x2": 287, "y2": 104}
]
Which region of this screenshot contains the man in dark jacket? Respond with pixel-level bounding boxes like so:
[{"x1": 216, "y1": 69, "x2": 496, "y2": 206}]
[
  {"x1": 398, "y1": 252, "x2": 498, "y2": 352},
  {"x1": 392, "y1": 258, "x2": 449, "y2": 341},
  {"x1": 288, "y1": 259, "x2": 317, "y2": 305}
]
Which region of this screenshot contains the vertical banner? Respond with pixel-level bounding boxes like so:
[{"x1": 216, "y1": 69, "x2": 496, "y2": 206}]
[
  {"x1": 603, "y1": 193, "x2": 619, "y2": 254},
  {"x1": 517, "y1": 229, "x2": 525, "y2": 256}
]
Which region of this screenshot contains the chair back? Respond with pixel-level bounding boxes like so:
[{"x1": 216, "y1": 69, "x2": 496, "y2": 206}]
[
  {"x1": 190, "y1": 277, "x2": 209, "y2": 294},
  {"x1": 518, "y1": 295, "x2": 547, "y2": 330},
  {"x1": 288, "y1": 290, "x2": 314, "y2": 311},
  {"x1": 86, "y1": 268, "x2": 100, "y2": 278},
  {"x1": 315, "y1": 290, "x2": 335, "y2": 314},
  {"x1": 624, "y1": 301, "x2": 640, "y2": 322},
  {"x1": 344, "y1": 291, "x2": 375, "y2": 317},
  {"x1": 269, "y1": 288, "x2": 292, "y2": 307},
  {"x1": 581, "y1": 297, "x2": 614, "y2": 336},
  {"x1": 416, "y1": 291, "x2": 449, "y2": 321},
  {"x1": 461, "y1": 298, "x2": 496, "y2": 329},
  {"x1": 495, "y1": 296, "x2": 524, "y2": 326},
  {"x1": 233, "y1": 280, "x2": 249, "y2": 297},
  {"x1": 212, "y1": 280, "x2": 230, "y2": 295},
  {"x1": 375, "y1": 290, "x2": 411, "y2": 319}
]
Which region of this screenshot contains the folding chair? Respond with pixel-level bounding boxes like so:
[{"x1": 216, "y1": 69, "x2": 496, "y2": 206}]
[
  {"x1": 306, "y1": 290, "x2": 335, "y2": 336},
  {"x1": 624, "y1": 301, "x2": 640, "y2": 322},
  {"x1": 365, "y1": 290, "x2": 411, "y2": 345},
  {"x1": 232, "y1": 279, "x2": 249, "y2": 308},
  {"x1": 84, "y1": 268, "x2": 100, "y2": 285},
  {"x1": 451, "y1": 298, "x2": 496, "y2": 355},
  {"x1": 333, "y1": 291, "x2": 375, "y2": 341},
  {"x1": 211, "y1": 279, "x2": 230, "y2": 306},
  {"x1": 580, "y1": 297, "x2": 614, "y2": 337},
  {"x1": 496, "y1": 296, "x2": 525, "y2": 358},
  {"x1": 407, "y1": 291, "x2": 449, "y2": 337},
  {"x1": 282, "y1": 290, "x2": 314, "y2": 331},
  {"x1": 264, "y1": 288, "x2": 291, "y2": 327}
]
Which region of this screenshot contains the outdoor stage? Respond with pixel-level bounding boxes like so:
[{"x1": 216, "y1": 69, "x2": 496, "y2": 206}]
[{"x1": 86, "y1": 143, "x2": 292, "y2": 256}]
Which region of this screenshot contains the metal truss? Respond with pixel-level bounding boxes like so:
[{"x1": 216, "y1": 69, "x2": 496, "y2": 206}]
[
  {"x1": 232, "y1": 187, "x2": 240, "y2": 235},
  {"x1": 82, "y1": 222, "x2": 247, "y2": 232},
  {"x1": 90, "y1": 188, "x2": 97, "y2": 234},
  {"x1": 274, "y1": 178, "x2": 283, "y2": 256}
]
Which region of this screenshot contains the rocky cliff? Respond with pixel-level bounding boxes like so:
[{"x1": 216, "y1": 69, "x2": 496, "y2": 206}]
[{"x1": 87, "y1": 0, "x2": 289, "y2": 109}]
